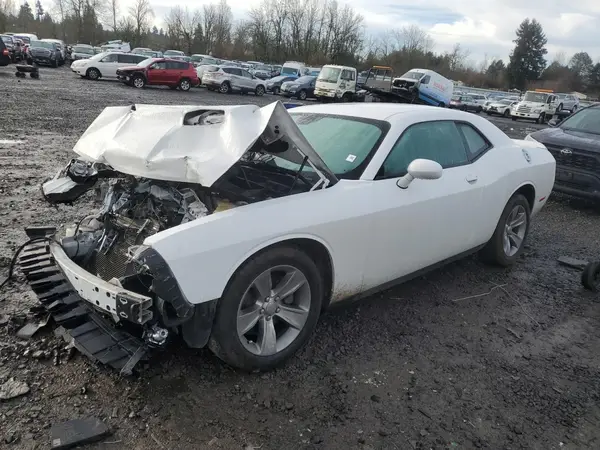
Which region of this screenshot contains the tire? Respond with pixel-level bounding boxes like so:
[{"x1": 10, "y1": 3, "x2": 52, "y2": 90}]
[
  {"x1": 479, "y1": 194, "x2": 531, "y2": 267},
  {"x1": 132, "y1": 75, "x2": 145, "y2": 89},
  {"x1": 255, "y1": 85, "x2": 265, "y2": 96},
  {"x1": 503, "y1": 109, "x2": 510, "y2": 118},
  {"x1": 341, "y1": 93, "x2": 351, "y2": 103},
  {"x1": 87, "y1": 68, "x2": 100, "y2": 80},
  {"x1": 298, "y1": 90, "x2": 307, "y2": 100},
  {"x1": 438, "y1": 102, "x2": 445, "y2": 108},
  {"x1": 572, "y1": 105, "x2": 577, "y2": 113},
  {"x1": 209, "y1": 245, "x2": 323, "y2": 372},
  {"x1": 536, "y1": 112, "x2": 545, "y2": 124},
  {"x1": 52, "y1": 59, "x2": 58, "y2": 68},
  {"x1": 178, "y1": 78, "x2": 191, "y2": 91},
  {"x1": 581, "y1": 262, "x2": 600, "y2": 292},
  {"x1": 477, "y1": 106, "x2": 482, "y2": 114},
  {"x1": 219, "y1": 81, "x2": 231, "y2": 94},
  {"x1": 557, "y1": 103, "x2": 563, "y2": 112},
  {"x1": 272, "y1": 86, "x2": 280, "y2": 95}
]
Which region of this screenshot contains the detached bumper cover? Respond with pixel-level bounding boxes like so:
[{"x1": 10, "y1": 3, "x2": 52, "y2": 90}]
[{"x1": 19, "y1": 241, "x2": 147, "y2": 375}]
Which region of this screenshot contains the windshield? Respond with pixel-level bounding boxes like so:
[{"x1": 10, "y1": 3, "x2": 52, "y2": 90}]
[
  {"x1": 451, "y1": 95, "x2": 461, "y2": 101},
  {"x1": 73, "y1": 45, "x2": 94, "y2": 55},
  {"x1": 255, "y1": 64, "x2": 271, "y2": 71},
  {"x1": 401, "y1": 70, "x2": 425, "y2": 80},
  {"x1": 31, "y1": 41, "x2": 55, "y2": 49},
  {"x1": 281, "y1": 66, "x2": 299, "y2": 75},
  {"x1": 523, "y1": 92, "x2": 549, "y2": 102},
  {"x1": 14, "y1": 36, "x2": 30, "y2": 43},
  {"x1": 270, "y1": 113, "x2": 386, "y2": 178},
  {"x1": 191, "y1": 55, "x2": 205, "y2": 62},
  {"x1": 294, "y1": 76, "x2": 314, "y2": 84},
  {"x1": 560, "y1": 107, "x2": 600, "y2": 135},
  {"x1": 137, "y1": 58, "x2": 157, "y2": 68},
  {"x1": 317, "y1": 67, "x2": 341, "y2": 83}
]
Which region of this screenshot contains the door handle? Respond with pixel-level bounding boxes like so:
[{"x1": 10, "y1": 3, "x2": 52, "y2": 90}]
[{"x1": 466, "y1": 174, "x2": 478, "y2": 183}]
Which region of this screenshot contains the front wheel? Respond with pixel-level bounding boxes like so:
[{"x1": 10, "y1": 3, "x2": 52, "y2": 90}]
[
  {"x1": 572, "y1": 105, "x2": 578, "y2": 113},
  {"x1": 536, "y1": 112, "x2": 546, "y2": 124},
  {"x1": 132, "y1": 75, "x2": 145, "y2": 89},
  {"x1": 503, "y1": 109, "x2": 510, "y2": 118},
  {"x1": 209, "y1": 246, "x2": 323, "y2": 371},
  {"x1": 255, "y1": 85, "x2": 265, "y2": 96},
  {"x1": 297, "y1": 90, "x2": 307, "y2": 100},
  {"x1": 479, "y1": 194, "x2": 531, "y2": 267},
  {"x1": 87, "y1": 68, "x2": 100, "y2": 80}
]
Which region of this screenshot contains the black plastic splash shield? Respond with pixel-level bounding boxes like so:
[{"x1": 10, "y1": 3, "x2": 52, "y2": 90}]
[{"x1": 18, "y1": 241, "x2": 147, "y2": 375}]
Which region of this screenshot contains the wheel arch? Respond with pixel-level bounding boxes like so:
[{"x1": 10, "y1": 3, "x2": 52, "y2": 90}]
[
  {"x1": 222, "y1": 235, "x2": 335, "y2": 311},
  {"x1": 86, "y1": 66, "x2": 101, "y2": 77},
  {"x1": 512, "y1": 182, "x2": 536, "y2": 211}
]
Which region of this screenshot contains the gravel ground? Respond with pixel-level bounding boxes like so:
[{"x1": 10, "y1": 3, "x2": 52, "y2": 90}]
[{"x1": 1, "y1": 65, "x2": 599, "y2": 450}]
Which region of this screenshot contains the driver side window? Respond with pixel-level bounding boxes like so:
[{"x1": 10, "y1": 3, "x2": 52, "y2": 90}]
[
  {"x1": 378, "y1": 121, "x2": 469, "y2": 179},
  {"x1": 153, "y1": 61, "x2": 167, "y2": 69},
  {"x1": 101, "y1": 53, "x2": 118, "y2": 63}
]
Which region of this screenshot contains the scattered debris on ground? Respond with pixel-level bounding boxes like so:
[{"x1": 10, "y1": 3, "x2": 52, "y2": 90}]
[{"x1": 50, "y1": 417, "x2": 110, "y2": 449}]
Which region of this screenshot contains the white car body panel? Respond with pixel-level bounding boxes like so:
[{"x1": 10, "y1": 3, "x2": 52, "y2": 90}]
[
  {"x1": 72, "y1": 102, "x2": 335, "y2": 186},
  {"x1": 137, "y1": 104, "x2": 555, "y2": 306}
]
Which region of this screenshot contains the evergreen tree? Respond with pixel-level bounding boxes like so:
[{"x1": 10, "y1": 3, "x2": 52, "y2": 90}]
[
  {"x1": 17, "y1": 2, "x2": 35, "y2": 30},
  {"x1": 507, "y1": 18, "x2": 548, "y2": 90},
  {"x1": 35, "y1": 0, "x2": 44, "y2": 21}
]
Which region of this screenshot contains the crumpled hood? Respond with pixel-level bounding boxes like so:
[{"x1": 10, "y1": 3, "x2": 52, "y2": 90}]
[{"x1": 72, "y1": 101, "x2": 338, "y2": 186}]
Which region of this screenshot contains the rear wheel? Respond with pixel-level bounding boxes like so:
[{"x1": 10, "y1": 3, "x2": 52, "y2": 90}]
[
  {"x1": 178, "y1": 78, "x2": 191, "y2": 91},
  {"x1": 255, "y1": 85, "x2": 265, "y2": 96},
  {"x1": 297, "y1": 90, "x2": 307, "y2": 100},
  {"x1": 209, "y1": 246, "x2": 323, "y2": 371},
  {"x1": 219, "y1": 81, "x2": 231, "y2": 94},
  {"x1": 480, "y1": 194, "x2": 531, "y2": 267},
  {"x1": 572, "y1": 105, "x2": 578, "y2": 113},
  {"x1": 503, "y1": 109, "x2": 510, "y2": 118},
  {"x1": 132, "y1": 75, "x2": 145, "y2": 89},
  {"x1": 272, "y1": 86, "x2": 280, "y2": 95}
]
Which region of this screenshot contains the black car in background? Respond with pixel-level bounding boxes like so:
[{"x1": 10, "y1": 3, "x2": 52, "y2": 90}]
[
  {"x1": 30, "y1": 40, "x2": 62, "y2": 67},
  {"x1": 0, "y1": 38, "x2": 10, "y2": 66},
  {"x1": 279, "y1": 75, "x2": 317, "y2": 100},
  {"x1": 265, "y1": 75, "x2": 296, "y2": 94},
  {"x1": 528, "y1": 105, "x2": 600, "y2": 201},
  {"x1": 1, "y1": 35, "x2": 22, "y2": 62}
]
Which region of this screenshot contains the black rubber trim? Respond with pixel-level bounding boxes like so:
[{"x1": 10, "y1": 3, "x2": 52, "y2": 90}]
[
  {"x1": 19, "y1": 242, "x2": 147, "y2": 375},
  {"x1": 180, "y1": 299, "x2": 218, "y2": 348},
  {"x1": 135, "y1": 247, "x2": 194, "y2": 319}
]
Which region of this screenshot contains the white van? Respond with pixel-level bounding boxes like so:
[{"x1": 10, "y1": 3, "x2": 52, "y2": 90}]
[
  {"x1": 315, "y1": 65, "x2": 360, "y2": 102},
  {"x1": 391, "y1": 69, "x2": 453, "y2": 107},
  {"x1": 280, "y1": 61, "x2": 309, "y2": 78}
]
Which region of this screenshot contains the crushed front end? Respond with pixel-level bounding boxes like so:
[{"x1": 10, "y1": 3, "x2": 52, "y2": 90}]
[{"x1": 19, "y1": 160, "x2": 221, "y2": 374}]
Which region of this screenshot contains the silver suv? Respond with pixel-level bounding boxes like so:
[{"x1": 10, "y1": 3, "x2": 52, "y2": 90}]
[
  {"x1": 555, "y1": 94, "x2": 580, "y2": 113},
  {"x1": 203, "y1": 66, "x2": 266, "y2": 96}
]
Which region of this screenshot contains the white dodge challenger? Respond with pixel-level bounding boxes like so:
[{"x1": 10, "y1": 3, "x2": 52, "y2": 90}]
[{"x1": 19, "y1": 101, "x2": 556, "y2": 373}]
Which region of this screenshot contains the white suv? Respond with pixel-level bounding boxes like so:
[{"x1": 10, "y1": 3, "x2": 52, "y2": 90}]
[
  {"x1": 555, "y1": 94, "x2": 580, "y2": 113},
  {"x1": 71, "y1": 52, "x2": 149, "y2": 80},
  {"x1": 203, "y1": 66, "x2": 266, "y2": 96}
]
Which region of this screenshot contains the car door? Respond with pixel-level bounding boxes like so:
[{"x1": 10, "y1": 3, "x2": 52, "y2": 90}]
[
  {"x1": 229, "y1": 68, "x2": 245, "y2": 90},
  {"x1": 240, "y1": 69, "x2": 255, "y2": 90},
  {"x1": 98, "y1": 53, "x2": 119, "y2": 76},
  {"x1": 362, "y1": 120, "x2": 486, "y2": 290},
  {"x1": 165, "y1": 61, "x2": 182, "y2": 84},
  {"x1": 148, "y1": 61, "x2": 168, "y2": 84}
]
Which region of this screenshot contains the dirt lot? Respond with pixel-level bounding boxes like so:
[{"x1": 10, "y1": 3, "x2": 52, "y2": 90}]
[{"x1": 1, "y1": 65, "x2": 600, "y2": 450}]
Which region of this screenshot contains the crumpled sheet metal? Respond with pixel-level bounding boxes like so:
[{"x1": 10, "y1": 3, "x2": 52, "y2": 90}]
[{"x1": 71, "y1": 101, "x2": 336, "y2": 187}]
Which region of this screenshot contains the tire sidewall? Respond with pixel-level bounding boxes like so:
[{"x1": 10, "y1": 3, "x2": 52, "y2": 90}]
[
  {"x1": 179, "y1": 78, "x2": 191, "y2": 91},
  {"x1": 210, "y1": 246, "x2": 323, "y2": 371},
  {"x1": 88, "y1": 68, "x2": 99, "y2": 80},
  {"x1": 483, "y1": 194, "x2": 531, "y2": 266}
]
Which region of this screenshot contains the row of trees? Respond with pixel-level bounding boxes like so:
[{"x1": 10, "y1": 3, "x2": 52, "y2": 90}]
[{"x1": 0, "y1": 0, "x2": 598, "y2": 96}]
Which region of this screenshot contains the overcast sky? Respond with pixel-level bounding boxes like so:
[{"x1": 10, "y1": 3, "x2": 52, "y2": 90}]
[{"x1": 46, "y1": 0, "x2": 600, "y2": 63}]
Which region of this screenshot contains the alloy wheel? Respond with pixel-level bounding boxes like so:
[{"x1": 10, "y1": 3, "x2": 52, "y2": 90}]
[
  {"x1": 237, "y1": 265, "x2": 311, "y2": 356},
  {"x1": 180, "y1": 80, "x2": 190, "y2": 91},
  {"x1": 133, "y1": 77, "x2": 144, "y2": 88},
  {"x1": 503, "y1": 205, "x2": 527, "y2": 257}
]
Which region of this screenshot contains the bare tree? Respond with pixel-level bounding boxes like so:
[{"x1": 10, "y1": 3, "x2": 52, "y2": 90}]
[
  {"x1": 165, "y1": 6, "x2": 201, "y2": 54},
  {"x1": 446, "y1": 43, "x2": 470, "y2": 72},
  {"x1": 129, "y1": 0, "x2": 154, "y2": 47},
  {"x1": 109, "y1": 0, "x2": 119, "y2": 31}
]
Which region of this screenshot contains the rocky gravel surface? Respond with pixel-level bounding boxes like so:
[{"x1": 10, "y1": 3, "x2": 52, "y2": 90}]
[{"x1": 1, "y1": 65, "x2": 599, "y2": 450}]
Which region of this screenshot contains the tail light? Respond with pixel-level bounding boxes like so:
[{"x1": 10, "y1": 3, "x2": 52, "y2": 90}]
[{"x1": 2, "y1": 49, "x2": 8, "y2": 56}]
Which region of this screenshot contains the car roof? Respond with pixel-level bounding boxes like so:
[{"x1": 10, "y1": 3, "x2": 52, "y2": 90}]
[{"x1": 290, "y1": 103, "x2": 458, "y2": 121}]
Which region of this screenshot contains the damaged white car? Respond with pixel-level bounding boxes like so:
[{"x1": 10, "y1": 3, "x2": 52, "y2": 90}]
[{"x1": 19, "y1": 102, "x2": 556, "y2": 373}]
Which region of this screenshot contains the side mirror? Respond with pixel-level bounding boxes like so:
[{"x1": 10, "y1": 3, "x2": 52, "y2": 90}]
[{"x1": 397, "y1": 159, "x2": 443, "y2": 189}]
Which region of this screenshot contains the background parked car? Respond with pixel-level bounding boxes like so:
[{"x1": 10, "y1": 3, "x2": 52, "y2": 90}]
[
  {"x1": 280, "y1": 75, "x2": 317, "y2": 100},
  {"x1": 485, "y1": 99, "x2": 518, "y2": 118},
  {"x1": 271, "y1": 65, "x2": 282, "y2": 77},
  {"x1": 164, "y1": 50, "x2": 185, "y2": 57},
  {"x1": 555, "y1": 94, "x2": 580, "y2": 113},
  {"x1": 116, "y1": 58, "x2": 199, "y2": 91},
  {"x1": 70, "y1": 44, "x2": 95, "y2": 61},
  {"x1": 131, "y1": 47, "x2": 152, "y2": 54},
  {"x1": 0, "y1": 38, "x2": 11, "y2": 66},
  {"x1": 29, "y1": 40, "x2": 62, "y2": 67},
  {"x1": 41, "y1": 38, "x2": 67, "y2": 64},
  {"x1": 265, "y1": 75, "x2": 297, "y2": 94},
  {"x1": 196, "y1": 64, "x2": 219, "y2": 84},
  {"x1": 203, "y1": 65, "x2": 266, "y2": 95},
  {"x1": 250, "y1": 63, "x2": 273, "y2": 80},
  {"x1": 449, "y1": 94, "x2": 483, "y2": 112},
  {"x1": 72, "y1": 51, "x2": 149, "y2": 80},
  {"x1": 1, "y1": 35, "x2": 22, "y2": 62}
]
